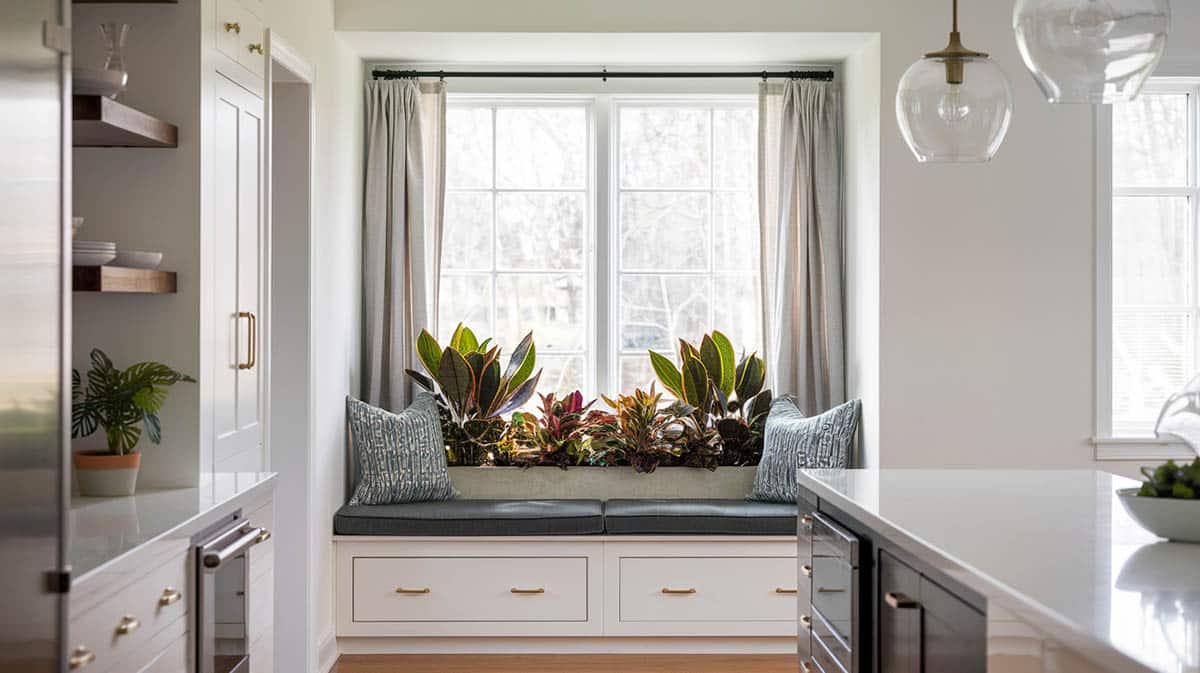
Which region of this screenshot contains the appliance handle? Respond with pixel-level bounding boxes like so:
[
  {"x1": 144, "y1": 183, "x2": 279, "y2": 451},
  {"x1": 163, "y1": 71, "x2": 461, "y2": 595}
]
[{"x1": 201, "y1": 526, "x2": 266, "y2": 571}]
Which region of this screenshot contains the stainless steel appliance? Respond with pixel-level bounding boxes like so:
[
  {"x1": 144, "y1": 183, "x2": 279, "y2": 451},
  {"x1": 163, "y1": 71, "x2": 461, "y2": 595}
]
[
  {"x1": 196, "y1": 515, "x2": 271, "y2": 673},
  {"x1": 0, "y1": 0, "x2": 71, "y2": 672},
  {"x1": 807, "y1": 512, "x2": 861, "y2": 673}
]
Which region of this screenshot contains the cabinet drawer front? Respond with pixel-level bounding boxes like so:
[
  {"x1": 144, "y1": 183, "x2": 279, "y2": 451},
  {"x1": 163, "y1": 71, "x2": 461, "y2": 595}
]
[
  {"x1": 71, "y1": 552, "x2": 189, "y2": 673},
  {"x1": 215, "y1": 0, "x2": 243, "y2": 62},
  {"x1": 812, "y1": 608, "x2": 852, "y2": 673},
  {"x1": 619, "y1": 557, "x2": 797, "y2": 622},
  {"x1": 812, "y1": 513, "x2": 858, "y2": 566},
  {"x1": 353, "y1": 557, "x2": 588, "y2": 622},
  {"x1": 236, "y1": 13, "x2": 265, "y2": 78}
]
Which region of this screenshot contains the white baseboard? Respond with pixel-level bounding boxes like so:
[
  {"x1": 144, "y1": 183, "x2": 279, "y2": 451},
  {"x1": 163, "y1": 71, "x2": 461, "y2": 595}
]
[
  {"x1": 318, "y1": 629, "x2": 339, "y2": 673},
  {"x1": 335, "y1": 636, "x2": 797, "y2": 655}
]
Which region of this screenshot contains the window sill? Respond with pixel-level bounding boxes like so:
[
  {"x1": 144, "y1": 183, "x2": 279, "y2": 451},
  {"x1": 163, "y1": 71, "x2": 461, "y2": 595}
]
[{"x1": 1092, "y1": 437, "x2": 1197, "y2": 462}]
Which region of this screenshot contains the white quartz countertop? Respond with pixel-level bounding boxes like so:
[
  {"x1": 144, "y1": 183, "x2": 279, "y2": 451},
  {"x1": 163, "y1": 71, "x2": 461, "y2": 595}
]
[
  {"x1": 797, "y1": 469, "x2": 1200, "y2": 673},
  {"x1": 70, "y1": 472, "x2": 276, "y2": 582}
]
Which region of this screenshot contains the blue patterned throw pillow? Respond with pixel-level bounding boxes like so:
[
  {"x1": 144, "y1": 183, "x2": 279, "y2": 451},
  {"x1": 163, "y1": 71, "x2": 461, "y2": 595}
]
[
  {"x1": 749, "y1": 397, "x2": 861, "y2": 503},
  {"x1": 347, "y1": 394, "x2": 457, "y2": 505}
]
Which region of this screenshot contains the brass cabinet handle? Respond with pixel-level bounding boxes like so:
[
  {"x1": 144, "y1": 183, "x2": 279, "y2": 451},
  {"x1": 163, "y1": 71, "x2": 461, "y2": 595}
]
[
  {"x1": 775, "y1": 587, "x2": 798, "y2": 594},
  {"x1": 801, "y1": 564, "x2": 813, "y2": 577},
  {"x1": 159, "y1": 587, "x2": 183, "y2": 606},
  {"x1": 884, "y1": 591, "x2": 920, "y2": 609},
  {"x1": 248, "y1": 43, "x2": 264, "y2": 55},
  {"x1": 817, "y1": 587, "x2": 845, "y2": 594},
  {"x1": 510, "y1": 587, "x2": 545, "y2": 594},
  {"x1": 69, "y1": 647, "x2": 95, "y2": 669},
  {"x1": 115, "y1": 614, "x2": 140, "y2": 635},
  {"x1": 661, "y1": 587, "x2": 697, "y2": 595},
  {"x1": 255, "y1": 529, "x2": 271, "y2": 544},
  {"x1": 395, "y1": 587, "x2": 430, "y2": 594},
  {"x1": 237, "y1": 311, "x2": 256, "y2": 369},
  {"x1": 224, "y1": 21, "x2": 241, "y2": 33},
  {"x1": 800, "y1": 614, "x2": 812, "y2": 630},
  {"x1": 801, "y1": 514, "x2": 814, "y2": 527}
]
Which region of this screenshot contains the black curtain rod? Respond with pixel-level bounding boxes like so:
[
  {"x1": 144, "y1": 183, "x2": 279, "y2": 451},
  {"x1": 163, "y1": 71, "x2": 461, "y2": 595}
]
[{"x1": 371, "y1": 69, "x2": 835, "y2": 82}]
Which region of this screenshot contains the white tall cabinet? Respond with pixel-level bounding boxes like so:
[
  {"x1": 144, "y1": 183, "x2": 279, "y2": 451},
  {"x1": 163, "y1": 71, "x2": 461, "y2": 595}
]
[{"x1": 213, "y1": 73, "x2": 265, "y2": 472}]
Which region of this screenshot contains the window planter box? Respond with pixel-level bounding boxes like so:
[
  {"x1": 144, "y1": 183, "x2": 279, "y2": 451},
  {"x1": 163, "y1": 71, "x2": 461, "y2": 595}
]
[{"x1": 447, "y1": 465, "x2": 758, "y2": 500}]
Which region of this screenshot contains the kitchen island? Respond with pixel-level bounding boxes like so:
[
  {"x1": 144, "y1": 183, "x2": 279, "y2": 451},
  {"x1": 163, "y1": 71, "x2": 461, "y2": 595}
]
[{"x1": 796, "y1": 469, "x2": 1199, "y2": 673}]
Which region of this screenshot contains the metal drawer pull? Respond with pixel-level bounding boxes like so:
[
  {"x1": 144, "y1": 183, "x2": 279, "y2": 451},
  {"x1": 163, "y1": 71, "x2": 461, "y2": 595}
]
[
  {"x1": 661, "y1": 587, "x2": 697, "y2": 595},
  {"x1": 248, "y1": 43, "x2": 264, "y2": 55},
  {"x1": 510, "y1": 587, "x2": 545, "y2": 594},
  {"x1": 800, "y1": 614, "x2": 812, "y2": 630},
  {"x1": 801, "y1": 514, "x2": 814, "y2": 527},
  {"x1": 115, "y1": 614, "x2": 140, "y2": 635},
  {"x1": 884, "y1": 591, "x2": 920, "y2": 609},
  {"x1": 817, "y1": 587, "x2": 845, "y2": 593},
  {"x1": 224, "y1": 21, "x2": 240, "y2": 33},
  {"x1": 69, "y1": 647, "x2": 95, "y2": 669},
  {"x1": 256, "y1": 529, "x2": 271, "y2": 544},
  {"x1": 395, "y1": 587, "x2": 431, "y2": 594},
  {"x1": 775, "y1": 587, "x2": 798, "y2": 594},
  {"x1": 801, "y1": 564, "x2": 813, "y2": 577},
  {"x1": 159, "y1": 587, "x2": 183, "y2": 606}
]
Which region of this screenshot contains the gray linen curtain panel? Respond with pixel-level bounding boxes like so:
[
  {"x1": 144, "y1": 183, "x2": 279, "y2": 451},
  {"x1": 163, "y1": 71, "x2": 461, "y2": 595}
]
[
  {"x1": 362, "y1": 79, "x2": 446, "y2": 411},
  {"x1": 758, "y1": 80, "x2": 845, "y2": 415}
]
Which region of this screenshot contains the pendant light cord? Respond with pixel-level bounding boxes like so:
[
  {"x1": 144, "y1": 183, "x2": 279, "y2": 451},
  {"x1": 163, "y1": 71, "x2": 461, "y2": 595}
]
[{"x1": 952, "y1": 0, "x2": 959, "y2": 33}]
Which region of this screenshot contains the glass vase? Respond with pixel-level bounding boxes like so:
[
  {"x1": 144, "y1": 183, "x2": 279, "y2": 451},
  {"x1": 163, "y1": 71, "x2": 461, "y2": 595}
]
[{"x1": 99, "y1": 22, "x2": 130, "y2": 99}]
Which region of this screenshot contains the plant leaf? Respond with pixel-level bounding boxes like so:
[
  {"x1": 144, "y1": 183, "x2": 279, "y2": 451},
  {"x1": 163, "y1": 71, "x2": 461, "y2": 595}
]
[
  {"x1": 437, "y1": 347, "x2": 475, "y2": 417},
  {"x1": 495, "y1": 370, "x2": 542, "y2": 416},
  {"x1": 735, "y1": 353, "x2": 765, "y2": 402},
  {"x1": 504, "y1": 332, "x2": 536, "y2": 388},
  {"x1": 648, "y1": 350, "x2": 683, "y2": 398},
  {"x1": 681, "y1": 356, "x2": 709, "y2": 409},
  {"x1": 458, "y1": 326, "x2": 480, "y2": 353},
  {"x1": 699, "y1": 335, "x2": 724, "y2": 390},
  {"x1": 405, "y1": 368, "x2": 438, "y2": 394},
  {"x1": 416, "y1": 330, "x2": 442, "y2": 375},
  {"x1": 143, "y1": 411, "x2": 162, "y2": 444},
  {"x1": 477, "y1": 361, "x2": 503, "y2": 417},
  {"x1": 710, "y1": 331, "x2": 737, "y2": 397}
]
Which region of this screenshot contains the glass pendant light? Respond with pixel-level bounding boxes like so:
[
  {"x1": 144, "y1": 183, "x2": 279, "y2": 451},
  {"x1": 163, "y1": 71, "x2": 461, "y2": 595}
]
[
  {"x1": 1014, "y1": 0, "x2": 1170, "y2": 104},
  {"x1": 896, "y1": 0, "x2": 1013, "y2": 163}
]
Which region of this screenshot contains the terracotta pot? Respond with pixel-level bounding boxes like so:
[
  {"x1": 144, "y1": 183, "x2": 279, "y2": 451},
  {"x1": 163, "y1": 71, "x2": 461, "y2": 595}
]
[{"x1": 73, "y1": 451, "x2": 141, "y2": 497}]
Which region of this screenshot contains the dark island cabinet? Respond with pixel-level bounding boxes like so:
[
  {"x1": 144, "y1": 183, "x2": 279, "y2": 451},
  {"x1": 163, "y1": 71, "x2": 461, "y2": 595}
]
[{"x1": 797, "y1": 487, "x2": 987, "y2": 673}]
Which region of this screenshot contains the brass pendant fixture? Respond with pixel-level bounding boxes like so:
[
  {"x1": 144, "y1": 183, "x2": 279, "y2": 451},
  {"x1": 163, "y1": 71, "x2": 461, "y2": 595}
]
[{"x1": 896, "y1": 0, "x2": 1014, "y2": 162}]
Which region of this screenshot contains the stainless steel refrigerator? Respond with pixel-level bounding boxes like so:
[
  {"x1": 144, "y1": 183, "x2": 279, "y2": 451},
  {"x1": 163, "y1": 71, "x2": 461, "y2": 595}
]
[{"x1": 0, "y1": 0, "x2": 71, "y2": 672}]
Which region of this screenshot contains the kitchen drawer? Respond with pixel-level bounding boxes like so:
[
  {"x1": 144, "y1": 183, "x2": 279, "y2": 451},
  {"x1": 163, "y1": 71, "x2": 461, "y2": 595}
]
[
  {"x1": 618, "y1": 556, "x2": 797, "y2": 622},
  {"x1": 812, "y1": 608, "x2": 851, "y2": 673},
  {"x1": 798, "y1": 499, "x2": 816, "y2": 661},
  {"x1": 812, "y1": 512, "x2": 858, "y2": 566},
  {"x1": 353, "y1": 556, "x2": 588, "y2": 622},
  {"x1": 810, "y1": 625, "x2": 849, "y2": 673},
  {"x1": 215, "y1": 0, "x2": 244, "y2": 63},
  {"x1": 70, "y1": 552, "x2": 189, "y2": 673},
  {"x1": 132, "y1": 627, "x2": 187, "y2": 673},
  {"x1": 236, "y1": 12, "x2": 265, "y2": 78}
]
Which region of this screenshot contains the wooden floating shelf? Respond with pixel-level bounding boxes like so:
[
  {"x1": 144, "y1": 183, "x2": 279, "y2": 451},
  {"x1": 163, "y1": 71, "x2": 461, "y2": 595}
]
[
  {"x1": 73, "y1": 266, "x2": 177, "y2": 294},
  {"x1": 73, "y1": 1, "x2": 178, "y2": 4},
  {"x1": 73, "y1": 96, "x2": 178, "y2": 148}
]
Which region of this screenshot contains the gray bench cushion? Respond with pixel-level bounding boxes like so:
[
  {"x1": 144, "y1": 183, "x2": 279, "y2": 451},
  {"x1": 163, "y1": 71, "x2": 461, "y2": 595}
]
[
  {"x1": 334, "y1": 499, "x2": 605, "y2": 536},
  {"x1": 604, "y1": 499, "x2": 798, "y2": 535}
]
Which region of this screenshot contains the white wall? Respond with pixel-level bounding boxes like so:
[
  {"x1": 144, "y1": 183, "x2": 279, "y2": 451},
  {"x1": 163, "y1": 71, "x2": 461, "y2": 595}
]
[{"x1": 261, "y1": 1, "x2": 363, "y2": 671}]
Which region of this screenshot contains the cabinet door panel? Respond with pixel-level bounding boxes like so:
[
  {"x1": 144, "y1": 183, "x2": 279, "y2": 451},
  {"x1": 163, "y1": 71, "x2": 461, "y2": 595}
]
[
  {"x1": 920, "y1": 575, "x2": 986, "y2": 673},
  {"x1": 879, "y1": 551, "x2": 921, "y2": 673},
  {"x1": 213, "y1": 74, "x2": 264, "y2": 471}
]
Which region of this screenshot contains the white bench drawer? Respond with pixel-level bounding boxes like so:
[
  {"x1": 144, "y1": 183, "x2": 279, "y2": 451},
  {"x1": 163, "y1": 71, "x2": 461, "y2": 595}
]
[
  {"x1": 619, "y1": 556, "x2": 797, "y2": 622},
  {"x1": 352, "y1": 556, "x2": 589, "y2": 622}
]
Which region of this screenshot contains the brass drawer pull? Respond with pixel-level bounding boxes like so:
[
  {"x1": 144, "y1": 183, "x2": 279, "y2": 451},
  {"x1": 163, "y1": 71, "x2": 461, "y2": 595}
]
[
  {"x1": 159, "y1": 587, "x2": 183, "y2": 606},
  {"x1": 801, "y1": 514, "x2": 814, "y2": 527},
  {"x1": 661, "y1": 587, "x2": 697, "y2": 595},
  {"x1": 801, "y1": 564, "x2": 813, "y2": 577},
  {"x1": 115, "y1": 614, "x2": 140, "y2": 635},
  {"x1": 510, "y1": 587, "x2": 545, "y2": 594},
  {"x1": 395, "y1": 587, "x2": 431, "y2": 594},
  {"x1": 69, "y1": 647, "x2": 95, "y2": 669},
  {"x1": 775, "y1": 587, "x2": 798, "y2": 594},
  {"x1": 256, "y1": 529, "x2": 271, "y2": 544},
  {"x1": 817, "y1": 587, "x2": 845, "y2": 594},
  {"x1": 248, "y1": 43, "x2": 264, "y2": 55},
  {"x1": 224, "y1": 21, "x2": 241, "y2": 33},
  {"x1": 800, "y1": 614, "x2": 812, "y2": 630},
  {"x1": 884, "y1": 591, "x2": 919, "y2": 609},
  {"x1": 237, "y1": 312, "x2": 256, "y2": 369}
]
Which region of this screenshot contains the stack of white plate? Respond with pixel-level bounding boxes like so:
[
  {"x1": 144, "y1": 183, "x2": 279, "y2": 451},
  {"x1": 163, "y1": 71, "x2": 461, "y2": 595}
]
[
  {"x1": 111, "y1": 250, "x2": 164, "y2": 269},
  {"x1": 73, "y1": 241, "x2": 117, "y2": 267}
]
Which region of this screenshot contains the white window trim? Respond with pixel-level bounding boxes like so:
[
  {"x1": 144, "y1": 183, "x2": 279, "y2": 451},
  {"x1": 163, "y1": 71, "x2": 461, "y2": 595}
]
[
  {"x1": 1094, "y1": 78, "x2": 1200, "y2": 461},
  {"x1": 443, "y1": 90, "x2": 762, "y2": 400}
]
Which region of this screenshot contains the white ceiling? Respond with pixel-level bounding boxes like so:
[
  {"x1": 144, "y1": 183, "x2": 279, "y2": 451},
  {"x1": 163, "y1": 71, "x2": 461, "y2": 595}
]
[{"x1": 340, "y1": 31, "x2": 876, "y2": 66}]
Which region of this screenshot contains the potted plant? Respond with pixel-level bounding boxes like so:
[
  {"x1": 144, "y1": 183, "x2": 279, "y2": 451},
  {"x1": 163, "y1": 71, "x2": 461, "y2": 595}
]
[{"x1": 71, "y1": 348, "x2": 195, "y2": 497}]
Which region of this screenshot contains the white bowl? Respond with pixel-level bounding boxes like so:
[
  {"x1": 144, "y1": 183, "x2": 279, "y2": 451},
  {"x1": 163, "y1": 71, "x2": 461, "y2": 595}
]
[
  {"x1": 73, "y1": 240, "x2": 116, "y2": 249},
  {"x1": 72, "y1": 250, "x2": 117, "y2": 267},
  {"x1": 110, "y1": 250, "x2": 163, "y2": 269},
  {"x1": 1118, "y1": 488, "x2": 1200, "y2": 543},
  {"x1": 73, "y1": 68, "x2": 127, "y2": 98}
]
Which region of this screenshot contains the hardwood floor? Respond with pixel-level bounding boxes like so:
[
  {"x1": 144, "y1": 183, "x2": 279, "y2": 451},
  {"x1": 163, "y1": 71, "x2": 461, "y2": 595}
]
[{"x1": 331, "y1": 654, "x2": 799, "y2": 673}]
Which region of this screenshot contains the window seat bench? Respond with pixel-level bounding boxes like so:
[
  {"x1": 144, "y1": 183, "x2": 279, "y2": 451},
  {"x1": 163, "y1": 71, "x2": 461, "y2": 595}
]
[{"x1": 332, "y1": 498, "x2": 798, "y2": 536}]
